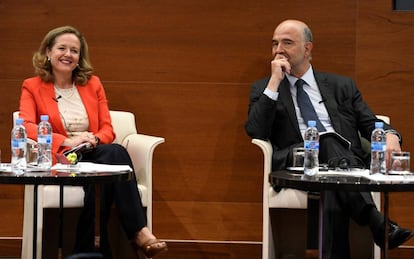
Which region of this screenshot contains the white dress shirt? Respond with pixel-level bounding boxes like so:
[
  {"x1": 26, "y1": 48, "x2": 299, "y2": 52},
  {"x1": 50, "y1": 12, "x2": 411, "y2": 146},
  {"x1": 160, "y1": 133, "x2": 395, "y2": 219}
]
[{"x1": 264, "y1": 65, "x2": 334, "y2": 136}]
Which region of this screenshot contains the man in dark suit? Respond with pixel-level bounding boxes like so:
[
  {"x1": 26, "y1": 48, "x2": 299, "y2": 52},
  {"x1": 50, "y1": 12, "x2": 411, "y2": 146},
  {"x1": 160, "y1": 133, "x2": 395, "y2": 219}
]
[{"x1": 245, "y1": 19, "x2": 413, "y2": 259}]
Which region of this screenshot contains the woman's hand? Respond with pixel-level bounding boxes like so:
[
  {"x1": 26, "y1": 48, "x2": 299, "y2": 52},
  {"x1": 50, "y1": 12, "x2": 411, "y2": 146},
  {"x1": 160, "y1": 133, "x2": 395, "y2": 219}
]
[{"x1": 62, "y1": 132, "x2": 99, "y2": 147}]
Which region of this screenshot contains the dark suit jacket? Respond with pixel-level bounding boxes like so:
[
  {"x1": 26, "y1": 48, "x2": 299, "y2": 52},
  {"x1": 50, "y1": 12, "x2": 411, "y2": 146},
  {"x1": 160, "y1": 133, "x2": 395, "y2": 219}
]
[{"x1": 245, "y1": 70, "x2": 395, "y2": 170}]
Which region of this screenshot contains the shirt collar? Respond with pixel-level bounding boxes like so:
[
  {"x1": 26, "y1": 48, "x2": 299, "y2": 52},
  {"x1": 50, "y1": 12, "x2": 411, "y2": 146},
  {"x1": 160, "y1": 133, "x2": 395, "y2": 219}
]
[{"x1": 285, "y1": 65, "x2": 315, "y2": 87}]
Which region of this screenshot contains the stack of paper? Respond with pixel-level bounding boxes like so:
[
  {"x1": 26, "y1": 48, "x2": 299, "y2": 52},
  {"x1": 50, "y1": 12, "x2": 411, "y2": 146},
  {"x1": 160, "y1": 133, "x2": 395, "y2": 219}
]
[{"x1": 51, "y1": 162, "x2": 132, "y2": 173}]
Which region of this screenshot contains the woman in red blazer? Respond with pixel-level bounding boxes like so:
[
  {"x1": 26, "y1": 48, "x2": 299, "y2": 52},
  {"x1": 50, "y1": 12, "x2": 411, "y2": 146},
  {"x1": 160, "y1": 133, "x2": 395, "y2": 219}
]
[{"x1": 18, "y1": 26, "x2": 167, "y2": 258}]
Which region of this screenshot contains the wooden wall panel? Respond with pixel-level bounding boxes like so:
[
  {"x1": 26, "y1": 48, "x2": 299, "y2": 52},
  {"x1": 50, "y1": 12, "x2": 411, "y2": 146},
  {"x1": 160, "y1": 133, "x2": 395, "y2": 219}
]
[
  {"x1": 104, "y1": 81, "x2": 264, "y2": 240},
  {"x1": 0, "y1": 0, "x2": 357, "y2": 244},
  {"x1": 356, "y1": 1, "x2": 414, "y2": 248},
  {"x1": 1, "y1": 0, "x2": 413, "y2": 258},
  {"x1": 0, "y1": 186, "x2": 24, "y2": 235}
]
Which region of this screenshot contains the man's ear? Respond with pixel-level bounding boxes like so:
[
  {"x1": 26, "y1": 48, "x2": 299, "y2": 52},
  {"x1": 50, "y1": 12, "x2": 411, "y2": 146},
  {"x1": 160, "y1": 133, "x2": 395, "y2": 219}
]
[{"x1": 304, "y1": 41, "x2": 313, "y2": 57}]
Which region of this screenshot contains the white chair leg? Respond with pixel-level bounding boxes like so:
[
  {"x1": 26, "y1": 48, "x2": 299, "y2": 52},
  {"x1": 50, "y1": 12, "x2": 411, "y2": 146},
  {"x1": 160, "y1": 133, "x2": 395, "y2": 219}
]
[
  {"x1": 372, "y1": 192, "x2": 381, "y2": 259},
  {"x1": 21, "y1": 185, "x2": 43, "y2": 259},
  {"x1": 262, "y1": 207, "x2": 275, "y2": 259}
]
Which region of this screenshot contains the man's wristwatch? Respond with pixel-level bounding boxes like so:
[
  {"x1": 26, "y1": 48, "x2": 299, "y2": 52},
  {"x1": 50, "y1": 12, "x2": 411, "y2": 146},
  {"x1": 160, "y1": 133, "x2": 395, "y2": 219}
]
[{"x1": 95, "y1": 136, "x2": 101, "y2": 145}]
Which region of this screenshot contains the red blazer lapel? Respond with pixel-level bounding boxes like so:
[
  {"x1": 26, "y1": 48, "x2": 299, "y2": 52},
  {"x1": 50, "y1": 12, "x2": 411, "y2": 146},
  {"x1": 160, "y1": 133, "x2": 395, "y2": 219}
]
[{"x1": 76, "y1": 84, "x2": 99, "y2": 133}]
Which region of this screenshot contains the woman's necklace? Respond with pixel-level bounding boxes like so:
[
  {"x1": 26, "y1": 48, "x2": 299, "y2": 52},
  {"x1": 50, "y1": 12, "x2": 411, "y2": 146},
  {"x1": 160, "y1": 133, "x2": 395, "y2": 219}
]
[{"x1": 54, "y1": 82, "x2": 75, "y2": 99}]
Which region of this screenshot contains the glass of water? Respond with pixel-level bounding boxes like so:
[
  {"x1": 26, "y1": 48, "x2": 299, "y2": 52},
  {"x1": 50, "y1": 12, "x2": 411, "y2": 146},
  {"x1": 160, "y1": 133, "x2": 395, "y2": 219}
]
[{"x1": 390, "y1": 151, "x2": 410, "y2": 174}]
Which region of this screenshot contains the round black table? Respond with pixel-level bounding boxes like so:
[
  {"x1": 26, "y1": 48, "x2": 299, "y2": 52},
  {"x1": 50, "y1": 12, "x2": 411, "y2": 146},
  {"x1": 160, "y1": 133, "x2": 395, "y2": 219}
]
[
  {"x1": 270, "y1": 169, "x2": 414, "y2": 192},
  {"x1": 0, "y1": 165, "x2": 133, "y2": 259},
  {"x1": 269, "y1": 169, "x2": 414, "y2": 259}
]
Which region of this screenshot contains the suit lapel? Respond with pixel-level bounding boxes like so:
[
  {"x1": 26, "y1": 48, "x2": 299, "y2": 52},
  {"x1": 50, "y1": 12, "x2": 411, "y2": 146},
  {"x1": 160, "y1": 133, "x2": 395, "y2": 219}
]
[
  {"x1": 278, "y1": 77, "x2": 302, "y2": 137},
  {"x1": 77, "y1": 84, "x2": 99, "y2": 133},
  {"x1": 314, "y1": 72, "x2": 342, "y2": 132}
]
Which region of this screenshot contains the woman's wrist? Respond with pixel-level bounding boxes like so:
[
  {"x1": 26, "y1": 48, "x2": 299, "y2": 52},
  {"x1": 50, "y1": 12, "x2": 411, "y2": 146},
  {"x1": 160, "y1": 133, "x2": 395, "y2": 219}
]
[
  {"x1": 62, "y1": 137, "x2": 74, "y2": 147},
  {"x1": 95, "y1": 136, "x2": 100, "y2": 145}
]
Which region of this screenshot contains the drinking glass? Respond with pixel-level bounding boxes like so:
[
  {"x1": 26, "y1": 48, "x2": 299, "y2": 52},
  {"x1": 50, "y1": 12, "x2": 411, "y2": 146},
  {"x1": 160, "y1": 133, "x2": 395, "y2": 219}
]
[
  {"x1": 390, "y1": 151, "x2": 410, "y2": 174},
  {"x1": 292, "y1": 147, "x2": 305, "y2": 168}
]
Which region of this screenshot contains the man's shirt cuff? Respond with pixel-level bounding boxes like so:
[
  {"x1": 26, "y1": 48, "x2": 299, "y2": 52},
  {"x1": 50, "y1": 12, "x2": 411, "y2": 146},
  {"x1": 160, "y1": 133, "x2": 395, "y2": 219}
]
[{"x1": 264, "y1": 88, "x2": 278, "y2": 100}]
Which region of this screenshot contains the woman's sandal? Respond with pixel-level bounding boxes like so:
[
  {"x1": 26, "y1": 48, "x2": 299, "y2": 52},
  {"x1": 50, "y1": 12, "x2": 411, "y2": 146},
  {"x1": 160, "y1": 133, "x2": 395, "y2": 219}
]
[{"x1": 136, "y1": 239, "x2": 168, "y2": 258}]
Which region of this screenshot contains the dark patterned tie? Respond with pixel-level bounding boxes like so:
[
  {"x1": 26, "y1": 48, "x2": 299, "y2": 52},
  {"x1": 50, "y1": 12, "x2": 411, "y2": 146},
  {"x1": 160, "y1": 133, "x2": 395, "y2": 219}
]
[{"x1": 295, "y1": 79, "x2": 326, "y2": 132}]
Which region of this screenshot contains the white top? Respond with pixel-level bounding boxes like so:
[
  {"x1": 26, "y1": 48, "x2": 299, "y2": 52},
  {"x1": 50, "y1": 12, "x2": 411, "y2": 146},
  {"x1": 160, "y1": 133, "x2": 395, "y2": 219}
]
[{"x1": 54, "y1": 84, "x2": 89, "y2": 137}]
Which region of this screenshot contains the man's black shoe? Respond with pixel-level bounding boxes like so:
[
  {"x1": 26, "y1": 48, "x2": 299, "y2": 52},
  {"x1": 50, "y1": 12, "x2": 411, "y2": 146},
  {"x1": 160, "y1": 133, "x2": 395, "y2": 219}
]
[
  {"x1": 389, "y1": 222, "x2": 414, "y2": 249},
  {"x1": 374, "y1": 221, "x2": 414, "y2": 249}
]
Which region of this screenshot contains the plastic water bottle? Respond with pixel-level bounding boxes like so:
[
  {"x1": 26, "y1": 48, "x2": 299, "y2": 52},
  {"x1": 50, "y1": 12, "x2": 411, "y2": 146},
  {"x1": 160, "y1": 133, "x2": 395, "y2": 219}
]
[
  {"x1": 303, "y1": 120, "x2": 319, "y2": 176},
  {"x1": 370, "y1": 122, "x2": 386, "y2": 174},
  {"x1": 37, "y1": 115, "x2": 53, "y2": 169},
  {"x1": 11, "y1": 118, "x2": 27, "y2": 171}
]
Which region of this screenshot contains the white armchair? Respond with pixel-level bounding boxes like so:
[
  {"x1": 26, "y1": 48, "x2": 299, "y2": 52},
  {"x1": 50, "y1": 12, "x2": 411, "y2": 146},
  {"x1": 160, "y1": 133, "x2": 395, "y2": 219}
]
[
  {"x1": 16, "y1": 110, "x2": 165, "y2": 259},
  {"x1": 254, "y1": 115, "x2": 389, "y2": 259}
]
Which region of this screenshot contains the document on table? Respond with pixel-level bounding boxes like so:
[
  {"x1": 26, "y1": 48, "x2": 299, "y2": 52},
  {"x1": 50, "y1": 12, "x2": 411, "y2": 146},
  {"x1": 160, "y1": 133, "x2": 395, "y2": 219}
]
[
  {"x1": 52, "y1": 162, "x2": 132, "y2": 173},
  {"x1": 317, "y1": 169, "x2": 414, "y2": 182},
  {"x1": 365, "y1": 172, "x2": 414, "y2": 182},
  {"x1": 317, "y1": 168, "x2": 370, "y2": 177}
]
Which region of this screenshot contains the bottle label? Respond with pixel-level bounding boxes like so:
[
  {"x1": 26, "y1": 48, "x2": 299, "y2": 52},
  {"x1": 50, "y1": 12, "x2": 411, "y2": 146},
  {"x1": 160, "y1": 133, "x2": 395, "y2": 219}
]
[
  {"x1": 38, "y1": 135, "x2": 52, "y2": 144},
  {"x1": 304, "y1": 140, "x2": 319, "y2": 150},
  {"x1": 371, "y1": 141, "x2": 386, "y2": 152},
  {"x1": 12, "y1": 139, "x2": 26, "y2": 149}
]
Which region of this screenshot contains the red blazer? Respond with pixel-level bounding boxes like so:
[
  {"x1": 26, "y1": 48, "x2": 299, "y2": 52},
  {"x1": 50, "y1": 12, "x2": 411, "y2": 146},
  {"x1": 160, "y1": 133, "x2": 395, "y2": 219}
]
[{"x1": 19, "y1": 75, "x2": 115, "y2": 155}]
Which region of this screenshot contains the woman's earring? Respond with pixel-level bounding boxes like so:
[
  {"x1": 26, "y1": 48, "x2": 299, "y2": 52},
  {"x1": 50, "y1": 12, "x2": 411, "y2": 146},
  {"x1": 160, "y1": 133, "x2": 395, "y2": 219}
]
[{"x1": 47, "y1": 56, "x2": 51, "y2": 61}]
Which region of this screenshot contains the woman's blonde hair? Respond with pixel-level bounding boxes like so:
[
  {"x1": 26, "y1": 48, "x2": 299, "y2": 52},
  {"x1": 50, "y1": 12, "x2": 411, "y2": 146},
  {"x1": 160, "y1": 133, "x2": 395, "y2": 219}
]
[{"x1": 32, "y1": 26, "x2": 93, "y2": 85}]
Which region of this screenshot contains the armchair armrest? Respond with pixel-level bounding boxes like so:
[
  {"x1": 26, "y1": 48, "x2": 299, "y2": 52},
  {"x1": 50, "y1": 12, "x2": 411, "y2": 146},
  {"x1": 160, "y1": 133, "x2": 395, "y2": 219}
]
[
  {"x1": 252, "y1": 138, "x2": 307, "y2": 209},
  {"x1": 122, "y1": 133, "x2": 165, "y2": 186},
  {"x1": 252, "y1": 139, "x2": 272, "y2": 175},
  {"x1": 121, "y1": 133, "x2": 164, "y2": 229}
]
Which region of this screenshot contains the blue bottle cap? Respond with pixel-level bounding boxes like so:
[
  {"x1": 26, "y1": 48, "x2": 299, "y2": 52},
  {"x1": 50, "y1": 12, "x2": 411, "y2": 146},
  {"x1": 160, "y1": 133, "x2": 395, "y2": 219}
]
[
  {"x1": 375, "y1": 122, "x2": 384, "y2": 128},
  {"x1": 40, "y1": 115, "x2": 49, "y2": 121},
  {"x1": 16, "y1": 118, "x2": 24, "y2": 125},
  {"x1": 308, "y1": 120, "x2": 316, "y2": 127}
]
